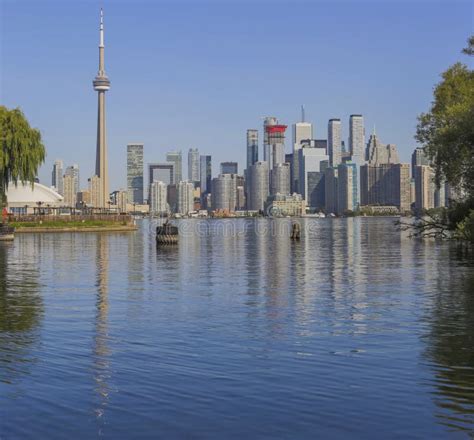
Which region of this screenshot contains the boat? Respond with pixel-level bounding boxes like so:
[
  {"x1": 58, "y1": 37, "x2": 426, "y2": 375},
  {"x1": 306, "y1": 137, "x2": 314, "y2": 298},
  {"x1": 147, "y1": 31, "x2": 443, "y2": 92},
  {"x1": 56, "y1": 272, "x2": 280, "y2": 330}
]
[{"x1": 156, "y1": 220, "x2": 179, "y2": 245}]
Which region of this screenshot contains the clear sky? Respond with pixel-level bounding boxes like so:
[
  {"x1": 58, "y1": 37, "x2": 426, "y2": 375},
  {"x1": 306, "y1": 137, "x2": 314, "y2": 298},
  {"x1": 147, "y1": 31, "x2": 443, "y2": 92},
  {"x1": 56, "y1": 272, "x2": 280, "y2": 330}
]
[{"x1": 1, "y1": 0, "x2": 472, "y2": 190}]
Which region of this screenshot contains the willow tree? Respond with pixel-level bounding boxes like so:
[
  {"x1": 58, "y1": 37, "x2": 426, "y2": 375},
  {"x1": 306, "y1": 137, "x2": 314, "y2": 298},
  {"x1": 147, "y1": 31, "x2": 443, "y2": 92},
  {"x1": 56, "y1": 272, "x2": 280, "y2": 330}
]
[{"x1": 0, "y1": 106, "x2": 46, "y2": 211}]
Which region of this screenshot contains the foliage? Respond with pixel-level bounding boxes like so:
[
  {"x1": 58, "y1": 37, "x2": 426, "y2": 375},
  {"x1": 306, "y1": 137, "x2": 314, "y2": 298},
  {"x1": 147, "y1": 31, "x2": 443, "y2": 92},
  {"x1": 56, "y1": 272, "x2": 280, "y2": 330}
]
[
  {"x1": 0, "y1": 106, "x2": 46, "y2": 210},
  {"x1": 462, "y1": 35, "x2": 474, "y2": 56},
  {"x1": 10, "y1": 219, "x2": 129, "y2": 229}
]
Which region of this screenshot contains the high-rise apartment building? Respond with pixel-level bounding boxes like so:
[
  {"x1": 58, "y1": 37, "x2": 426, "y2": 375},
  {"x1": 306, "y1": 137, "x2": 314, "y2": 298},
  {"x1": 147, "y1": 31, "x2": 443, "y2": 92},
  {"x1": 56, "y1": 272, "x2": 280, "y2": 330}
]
[
  {"x1": 328, "y1": 119, "x2": 342, "y2": 168},
  {"x1": 63, "y1": 175, "x2": 76, "y2": 207},
  {"x1": 166, "y1": 151, "x2": 182, "y2": 184},
  {"x1": 200, "y1": 155, "x2": 212, "y2": 196},
  {"x1": 220, "y1": 162, "x2": 238, "y2": 175},
  {"x1": 248, "y1": 161, "x2": 269, "y2": 212},
  {"x1": 188, "y1": 148, "x2": 200, "y2": 182},
  {"x1": 270, "y1": 162, "x2": 291, "y2": 196},
  {"x1": 176, "y1": 181, "x2": 194, "y2": 215},
  {"x1": 88, "y1": 175, "x2": 101, "y2": 208},
  {"x1": 212, "y1": 174, "x2": 237, "y2": 212},
  {"x1": 246, "y1": 129, "x2": 259, "y2": 170},
  {"x1": 64, "y1": 164, "x2": 80, "y2": 195},
  {"x1": 349, "y1": 115, "x2": 365, "y2": 166},
  {"x1": 150, "y1": 180, "x2": 168, "y2": 214},
  {"x1": 337, "y1": 162, "x2": 359, "y2": 214},
  {"x1": 127, "y1": 143, "x2": 144, "y2": 204},
  {"x1": 52, "y1": 160, "x2": 64, "y2": 195}
]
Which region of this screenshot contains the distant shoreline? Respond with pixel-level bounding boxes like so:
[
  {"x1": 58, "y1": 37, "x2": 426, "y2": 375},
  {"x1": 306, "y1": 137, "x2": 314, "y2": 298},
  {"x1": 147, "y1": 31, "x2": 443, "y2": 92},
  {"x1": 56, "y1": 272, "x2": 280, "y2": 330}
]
[{"x1": 14, "y1": 225, "x2": 138, "y2": 233}]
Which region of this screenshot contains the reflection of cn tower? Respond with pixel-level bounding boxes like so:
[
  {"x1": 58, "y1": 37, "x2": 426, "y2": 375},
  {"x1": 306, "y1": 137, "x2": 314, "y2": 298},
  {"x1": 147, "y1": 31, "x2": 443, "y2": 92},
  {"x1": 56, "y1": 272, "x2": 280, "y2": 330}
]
[{"x1": 93, "y1": 234, "x2": 111, "y2": 423}]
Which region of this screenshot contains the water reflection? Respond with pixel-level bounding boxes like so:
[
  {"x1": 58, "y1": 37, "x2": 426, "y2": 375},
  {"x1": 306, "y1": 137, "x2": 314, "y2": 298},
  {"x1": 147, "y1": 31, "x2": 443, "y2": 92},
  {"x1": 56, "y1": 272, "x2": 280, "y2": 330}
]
[
  {"x1": 0, "y1": 241, "x2": 43, "y2": 385},
  {"x1": 93, "y1": 234, "x2": 111, "y2": 429},
  {"x1": 424, "y1": 245, "x2": 474, "y2": 433}
]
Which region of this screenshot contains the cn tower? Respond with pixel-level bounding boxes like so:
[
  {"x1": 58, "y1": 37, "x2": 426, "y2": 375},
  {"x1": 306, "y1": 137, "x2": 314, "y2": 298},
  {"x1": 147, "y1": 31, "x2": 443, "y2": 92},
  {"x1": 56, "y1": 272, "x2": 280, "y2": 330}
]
[{"x1": 93, "y1": 9, "x2": 110, "y2": 208}]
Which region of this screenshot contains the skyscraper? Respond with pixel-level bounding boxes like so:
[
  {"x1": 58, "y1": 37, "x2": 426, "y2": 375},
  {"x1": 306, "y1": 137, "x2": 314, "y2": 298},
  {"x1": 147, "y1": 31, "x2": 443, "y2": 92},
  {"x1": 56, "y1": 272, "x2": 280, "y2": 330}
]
[
  {"x1": 415, "y1": 165, "x2": 435, "y2": 213},
  {"x1": 298, "y1": 145, "x2": 328, "y2": 205},
  {"x1": 349, "y1": 115, "x2": 365, "y2": 166},
  {"x1": 188, "y1": 148, "x2": 200, "y2": 182},
  {"x1": 148, "y1": 163, "x2": 174, "y2": 202},
  {"x1": 270, "y1": 162, "x2": 291, "y2": 196},
  {"x1": 51, "y1": 160, "x2": 64, "y2": 195},
  {"x1": 411, "y1": 147, "x2": 430, "y2": 177},
  {"x1": 63, "y1": 174, "x2": 76, "y2": 207},
  {"x1": 264, "y1": 117, "x2": 286, "y2": 171},
  {"x1": 248, "y1": 161, "x2": 269, "y2": 212},
  {"x1": 200, "y1": 155, "x2": 212, "y2": 196},
  {"x1": 212, "y1": 174, "x2": 237, "y2": 212},
  {"x1": 328, "y1": 119, "x2": 342, "y2": 168},
  {"x1": 325, "y1": 167, "x2": 339, "y2": 214},
  {"x1": 176, "y1": 181, "x2": 194, "y2": 215},
  {"x1": 64, "y1": 164, "x2": 80, "y2": 195},
  {"x1": 337, "y1": 162, "x2": 359, "y2": 214},
  {"x1": 366, "y1": 131, "x2": 399, "y2": 165},
  {"x1": 127, "y1": 144, "x2": 144, "y2": 204},
  {"x1": 246, "y1": 129, "x2": 259, "y2": 169},
  {"x1": 220, "y1": 162, "x2": 238, "y2": 175},
  {"x1": 93, "y1": 9, "x2": 111, "y2": 208},
  {"x1": 150, "y1": 181, "x2": 168, "y2": 214},
  {"x1": 166, "y1": 151, "x2": 182, "y2": 184}
]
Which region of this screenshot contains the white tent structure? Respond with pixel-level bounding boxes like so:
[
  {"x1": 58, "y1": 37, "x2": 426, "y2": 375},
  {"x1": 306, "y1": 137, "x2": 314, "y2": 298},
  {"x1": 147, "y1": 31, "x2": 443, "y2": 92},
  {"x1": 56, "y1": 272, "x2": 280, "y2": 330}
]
[{"x1": 6, "y1": 182, "x2": 63, "y2": 214}]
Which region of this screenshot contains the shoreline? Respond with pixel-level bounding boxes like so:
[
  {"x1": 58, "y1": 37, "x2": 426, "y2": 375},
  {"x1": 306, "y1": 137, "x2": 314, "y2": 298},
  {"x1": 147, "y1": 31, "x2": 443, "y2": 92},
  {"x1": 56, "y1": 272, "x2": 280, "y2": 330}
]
[{"x1": 14, "y1": 225, "x2": 138, "y2": 233}]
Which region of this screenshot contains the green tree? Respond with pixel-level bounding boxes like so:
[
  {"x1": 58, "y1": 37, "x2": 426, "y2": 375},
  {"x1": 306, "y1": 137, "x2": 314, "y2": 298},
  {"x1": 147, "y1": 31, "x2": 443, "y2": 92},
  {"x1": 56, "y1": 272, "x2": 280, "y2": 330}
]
[{"x1": 0, "y1": 106, "x2": 46, "y2": 212}]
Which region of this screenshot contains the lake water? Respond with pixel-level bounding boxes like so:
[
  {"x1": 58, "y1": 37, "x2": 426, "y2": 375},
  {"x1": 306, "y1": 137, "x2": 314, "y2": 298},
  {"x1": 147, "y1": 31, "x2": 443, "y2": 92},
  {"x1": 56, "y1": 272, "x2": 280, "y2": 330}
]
[{"x1": 1, "y1": 218, "x2": 473, "y2": 439}]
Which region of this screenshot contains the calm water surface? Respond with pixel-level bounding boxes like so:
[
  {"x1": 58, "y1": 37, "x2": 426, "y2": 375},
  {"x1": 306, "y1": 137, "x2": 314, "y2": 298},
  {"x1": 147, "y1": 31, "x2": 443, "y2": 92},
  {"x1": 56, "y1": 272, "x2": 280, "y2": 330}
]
[{"x1": 1, "y1": 218, "x2": 473, "y2": 439}]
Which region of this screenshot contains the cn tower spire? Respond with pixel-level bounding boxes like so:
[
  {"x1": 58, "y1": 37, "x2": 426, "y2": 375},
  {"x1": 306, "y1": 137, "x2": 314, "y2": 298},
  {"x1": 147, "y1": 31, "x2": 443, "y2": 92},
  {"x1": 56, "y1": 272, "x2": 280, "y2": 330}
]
[{"x1": 93, "y1": 8, "x2": 111, "y2": 208}]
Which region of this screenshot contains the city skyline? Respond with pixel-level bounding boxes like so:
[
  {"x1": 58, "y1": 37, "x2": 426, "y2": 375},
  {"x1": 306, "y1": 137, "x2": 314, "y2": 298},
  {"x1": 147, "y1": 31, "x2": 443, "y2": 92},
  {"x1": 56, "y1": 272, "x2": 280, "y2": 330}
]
[{"x1": 1, "y1": 1, "x2": 471, "y2": 190}]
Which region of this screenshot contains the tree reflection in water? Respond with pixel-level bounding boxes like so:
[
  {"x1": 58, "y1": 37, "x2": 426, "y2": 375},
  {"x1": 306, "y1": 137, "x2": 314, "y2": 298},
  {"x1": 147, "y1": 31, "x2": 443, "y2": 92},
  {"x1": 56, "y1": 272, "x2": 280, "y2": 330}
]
[
  {"x1": 0, "y1": 241, "x2": 43, "y2": 384},
  {"x1": 425, "y1": 245, "x2": 474, "y2": 433}
]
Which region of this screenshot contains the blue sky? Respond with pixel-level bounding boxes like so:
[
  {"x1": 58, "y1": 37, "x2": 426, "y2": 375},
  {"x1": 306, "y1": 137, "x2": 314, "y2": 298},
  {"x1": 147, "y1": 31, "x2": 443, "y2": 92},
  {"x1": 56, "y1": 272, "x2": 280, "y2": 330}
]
[{"x1": 1, "y1": 0, "x2": 472, "y2": 190}]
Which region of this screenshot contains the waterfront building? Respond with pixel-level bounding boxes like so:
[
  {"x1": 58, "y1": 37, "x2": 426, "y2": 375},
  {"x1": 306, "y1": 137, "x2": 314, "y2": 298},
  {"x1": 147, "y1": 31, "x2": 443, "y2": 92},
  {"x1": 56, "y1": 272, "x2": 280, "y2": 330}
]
[
  {"x1": 220, "y1": 162, "x2": 238, "y2": 175},
  {"x1": 366, "y1": 131, "x2": 399, "y2": 165},
  {"x1": 264, "y1": 193, "x2": 305, "y2": 217},
  {"x1": 337, "y1": 162, "x2": 359, "y2": 215},
  {"x1": 246, "y1": 129, "x2": 259, "y2": 169},
  {"x1": 414, "y1": 165, "x2": 435, "y2": 213},
  {"x1": 150, "y1": 180, "x2": 168, "y2": 214},
  {"x1": 5, "y1": 182, "x2": 63, "y2": 214},
  {"x1": 264, "y1": 117, "x2": 286, "y2": 172},
  {"x1": 248, "y1": 161, "x2": 269, "y2": 212},
  {"x1": 328, "y1": 119, "x2": 342, "y2": 168},
  {"x1": 188, "y1": 148, "x2": 200, "y2": 183},
  {"x1": 298, "y1": 145, "x2": 328, "y2": 207},
  {"x1": 270, "y1": 162, "x2": 291, "y2": 196},
  {"x1": 212, "y1": 174, "x2": 237, "y2": 212},
  {"x1": 93, "y1": 9, "x2": 111, "y2": 208},
  {"x1": 63, "y1": 174, "x2": 76, "y2": 207},
  {"x1": 349, "y1": 115, "x2": 365, "y2": 166},
  {"x1": 324, "y1": 167, "x2": 339, "y2": 214},
  {"x1": 360, "y1": 163, "x2": 411, "y2": 212},
  {"x1": 127, "y1": 143, "x2": 144, "y2": 204},
  {"x1": 166, "y1": 151, "x2": 183, "y2": 184},
  {"x1": 51, "y1": 159, "x2": 64, "y2": 195},
  {"x1": 177, "y1": 181, "x2": 194, "y2": 215},
  {"x1": 292, "y1": 116, "x2": 313, "y2": 194}
]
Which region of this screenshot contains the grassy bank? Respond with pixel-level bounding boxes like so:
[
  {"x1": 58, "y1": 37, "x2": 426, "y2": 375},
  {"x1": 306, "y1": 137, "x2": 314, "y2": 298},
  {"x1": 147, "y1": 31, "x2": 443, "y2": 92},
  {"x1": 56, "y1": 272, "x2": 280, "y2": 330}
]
[{"x1": 9, "y1": 219, "x2": 137, "y2": 232}]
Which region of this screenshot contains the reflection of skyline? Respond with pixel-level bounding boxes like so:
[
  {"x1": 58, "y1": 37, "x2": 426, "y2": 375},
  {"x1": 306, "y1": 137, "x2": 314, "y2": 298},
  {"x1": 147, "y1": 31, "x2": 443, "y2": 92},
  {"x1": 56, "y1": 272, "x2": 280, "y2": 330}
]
[{"x1": 93, "y1": 234, "x2": 111, "y2": 427}]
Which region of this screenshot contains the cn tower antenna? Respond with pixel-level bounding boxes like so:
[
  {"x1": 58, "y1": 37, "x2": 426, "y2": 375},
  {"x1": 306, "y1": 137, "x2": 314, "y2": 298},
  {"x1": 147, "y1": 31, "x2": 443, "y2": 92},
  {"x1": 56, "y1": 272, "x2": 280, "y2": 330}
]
[{"x1": 301, "y1": 105, "x2": 305, "y2": 123}]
